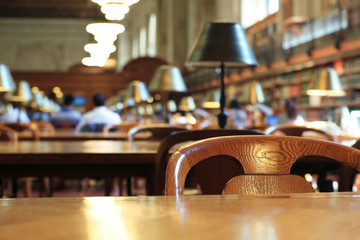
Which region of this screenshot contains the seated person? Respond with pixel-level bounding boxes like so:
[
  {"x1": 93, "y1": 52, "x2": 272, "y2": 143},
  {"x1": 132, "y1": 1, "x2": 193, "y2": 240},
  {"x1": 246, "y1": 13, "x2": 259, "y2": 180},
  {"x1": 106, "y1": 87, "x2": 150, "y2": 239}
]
[
  {"x1": 227, "y1": 98, "x2": 249, "y2": 129},
  {"x1": 75, "y1": 93, "x2": 121, "y2": 132},
  {"x1": 277, "y1": 99, "x2": 305, "y2": 125},
  {"x1": 1, "y1": 102, "x2": 30, "y2": 123},
  {"x1": 51, "y1": 94, "x2": 82, "y2": 128}
]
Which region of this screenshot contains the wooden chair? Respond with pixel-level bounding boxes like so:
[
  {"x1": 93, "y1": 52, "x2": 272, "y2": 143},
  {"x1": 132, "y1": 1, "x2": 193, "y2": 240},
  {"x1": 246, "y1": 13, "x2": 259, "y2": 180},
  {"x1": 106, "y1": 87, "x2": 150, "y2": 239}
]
[
  {"x1": 102, "y1": 121, "x2": 138, "y2": 134},
  {"x1": 165, "y1": 136, "x2": 360, "y2": 196},
  {"x1": 265, "y1": 124, "x2": 337, "y2": 192},
  {"x1": 127, "y1": 123, "x2": 187, "y2": 141},
  {"x1": 0, "y1": 125, "x2": 18, "y2": 197},
  {"x1": 30, "y1": 121, "x2": 55, "y2": 135},
  {"x1": 153, "y1": 129, "x2": 264, "y2": 195},
  {"x1": 116, "y1": 123, "x2": 187, "y2": 196},
  {"x1": 265, "y1": 124, "x2": 335, "y2": 141},
  {"x1": 3, "y1": 123, "x2": 51, "y2": 197},
  {"x1": 0, "y1": 125, "x2": 18, "y2": 142},
  {"x1": 52, "y1": 121, "x2": 78, "y2": 131},
  {"x1": 5, "y1": 123, "x2": 39, "y2": 141}
]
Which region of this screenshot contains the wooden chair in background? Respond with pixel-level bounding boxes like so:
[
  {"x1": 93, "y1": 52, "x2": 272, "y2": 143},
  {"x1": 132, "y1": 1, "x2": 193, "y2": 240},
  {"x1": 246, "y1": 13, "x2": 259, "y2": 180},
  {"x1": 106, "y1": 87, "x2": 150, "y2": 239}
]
[
  {"x1": 102, "y1": 121, "x2": 138, "y2": 134},
  {"x1": 265, "y1": 124, "x2": 337, "y2": 192},
  {"x1": 153, "y1": 129, "x2": 264, "y2": 195},
  {"x1": 127, "y1": 123, "x2": 187, "y2": 141},
  {"x1": 0, "y1": 125, "x2": 18, "y2": 197},
  {"x1": 114, "y1": 123, "x2": 187, "y2": 196},
  {"x1": 52, "y1": 121, "x2": 78, "y2": 131},
  {"x1": 165, "y1": 136, "x2": 360, "y2": 196},
  {"x1": 5, "y1": 122, "x2": 39, "y2": 140},
  {"x1": 3, "y1": 123, "x2": 51, "y2": 197},
  {"x1": 265, "y1": 124, "x2": 335, "y2": 141},
  {"x1": 30, "y1": 121, "x2": 55, "y2": 135}
]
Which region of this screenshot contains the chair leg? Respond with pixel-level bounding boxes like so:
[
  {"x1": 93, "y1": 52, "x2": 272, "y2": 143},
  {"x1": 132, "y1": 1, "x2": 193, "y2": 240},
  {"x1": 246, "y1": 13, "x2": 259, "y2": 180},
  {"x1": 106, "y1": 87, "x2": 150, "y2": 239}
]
[
  {"x1": 104, "y1": 177, "x2": 113, "y2": 196},
  {"x1": 0, "y1": 178, "x2": 3, "y2": 198},
  {"x1": 11, "y1": 177, "x2": 18, "y2": 198},
  {"x1": 126, "y1": 177, "x2": 132, "y2": 196},
  {"x1": 24, "y1": 178, "x2": 32, "y2": 197}
]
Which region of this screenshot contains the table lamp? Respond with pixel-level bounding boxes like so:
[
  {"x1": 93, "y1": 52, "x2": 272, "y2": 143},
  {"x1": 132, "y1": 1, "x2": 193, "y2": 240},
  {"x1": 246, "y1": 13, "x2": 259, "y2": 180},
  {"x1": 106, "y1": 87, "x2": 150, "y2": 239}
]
[
  {"x1": 202, "y1": 90, "x2": 220, "y2": 109},
  {"x1": 186, "y1": 21, "x2": 258, "y2": 128},
  {"x1": 243, "y1": 82, "x2": 266, "y2": 127},
  {"x1": 243, "y1": 82, "x2": 265, "y2": 104},
  {"x1": 178, "y1": 96, "x2": 196, "y2": 112},
  {"x1": 0, "y1": 64, "x2": 16, "y2": 101},
  {"x1": 125, "y1": 80, "x2": 151, "y2": 121},
  {"x1": 125, "y1": 80, "x2": 151, "y2": 103},
  {"x1": 306, "y1": 68, "x2": 346, "y2": 121},
  {"x1": 149, "y1": 65, "x2": 187, "y2": 122}
]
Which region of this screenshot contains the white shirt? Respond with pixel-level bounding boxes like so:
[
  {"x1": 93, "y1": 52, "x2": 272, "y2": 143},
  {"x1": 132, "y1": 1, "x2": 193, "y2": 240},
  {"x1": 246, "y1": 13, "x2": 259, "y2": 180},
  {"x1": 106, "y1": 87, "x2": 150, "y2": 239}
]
[
  {"x1": 75, "y1": 106, "x2": 121, "y2": 132},
  {"x1": 2, "y1": 108, "x2": 30, "y2": 123}
]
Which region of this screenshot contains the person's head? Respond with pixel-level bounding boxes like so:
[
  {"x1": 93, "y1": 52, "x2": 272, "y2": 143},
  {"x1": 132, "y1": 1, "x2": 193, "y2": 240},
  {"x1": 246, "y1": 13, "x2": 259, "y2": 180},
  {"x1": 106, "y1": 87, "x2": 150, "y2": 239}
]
[
  {"x1": 229, "y1": 98, "x2": 240, "y2": 109},
  {"x1": 285, "y1": 99, "x2": 298, "y2": 119},
  {"x1": 63, "y1": 94, "x2": 74, "y2": 107},
  {"x1": 93, "y1": 93, "x2": 106, "y2": 107}
]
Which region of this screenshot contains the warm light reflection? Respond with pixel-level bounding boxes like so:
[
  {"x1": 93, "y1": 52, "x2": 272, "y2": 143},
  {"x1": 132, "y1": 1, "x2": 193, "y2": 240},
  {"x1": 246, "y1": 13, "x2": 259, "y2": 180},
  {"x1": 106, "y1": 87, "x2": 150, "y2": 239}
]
[
  {"x1": 86, "y1": 23, "x2": 125, "y2": 36},
  {"x1": 82, "y1": 57, "x2": 107, "y2": 67},
  {"x1": 92, "y1": 0, "x2": 139, "y2": 6},
  {"x1": 85, "y1": 198, "x2": 128, "y2": 240},
  {"x1": 84, "y1": 43, "x2": 116, "y2": 55},
  {"x1": 101, "y1": 3, "x2": 129, "y2": 15}
]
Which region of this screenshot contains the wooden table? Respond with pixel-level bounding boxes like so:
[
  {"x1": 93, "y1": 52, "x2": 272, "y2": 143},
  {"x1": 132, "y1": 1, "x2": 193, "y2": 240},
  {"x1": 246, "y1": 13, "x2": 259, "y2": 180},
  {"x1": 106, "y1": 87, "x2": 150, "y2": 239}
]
[
  {"x1": 0, "y1": 140, "x2": 159, "y2": 178},
  {"x1": 18, "y1": 131, "x2": 151, "y2": 141},
  {"x1": 1, "y1": 192, "x2": 360, "y2": 240}
]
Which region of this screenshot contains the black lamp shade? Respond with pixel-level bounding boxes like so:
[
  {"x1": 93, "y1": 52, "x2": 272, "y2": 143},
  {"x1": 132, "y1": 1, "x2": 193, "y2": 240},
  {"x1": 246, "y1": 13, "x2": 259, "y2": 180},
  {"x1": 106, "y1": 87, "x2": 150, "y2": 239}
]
[{"x1": 186, "y1": 22, "x2": 258, "y2": 67}]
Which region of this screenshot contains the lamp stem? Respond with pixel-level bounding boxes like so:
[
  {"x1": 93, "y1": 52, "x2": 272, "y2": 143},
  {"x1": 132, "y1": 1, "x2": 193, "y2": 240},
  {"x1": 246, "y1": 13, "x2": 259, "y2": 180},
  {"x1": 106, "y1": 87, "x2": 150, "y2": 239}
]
[{"x1": 217, "y1": 62, "x2": 228, "y2": 128}]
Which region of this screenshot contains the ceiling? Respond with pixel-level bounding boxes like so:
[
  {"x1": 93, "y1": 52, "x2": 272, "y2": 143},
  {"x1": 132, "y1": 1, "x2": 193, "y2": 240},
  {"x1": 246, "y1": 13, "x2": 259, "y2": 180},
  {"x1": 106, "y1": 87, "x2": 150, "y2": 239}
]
[{"x1": 0, "y1": 0, "x2": 105, "y2": 20}]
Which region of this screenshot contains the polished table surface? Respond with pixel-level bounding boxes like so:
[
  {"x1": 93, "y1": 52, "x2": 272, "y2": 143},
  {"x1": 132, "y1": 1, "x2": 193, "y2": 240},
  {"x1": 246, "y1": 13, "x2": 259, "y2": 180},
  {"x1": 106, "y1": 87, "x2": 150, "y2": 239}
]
[
  {"x1": 18, "y1": 131, "x2": 151, "y2": 141},
  {"x1": 1, "y1": 192, "x2": 360, "y2": 240},
  {"x1": 0, "y1": 140, "x2": 160, "y2": 177}
]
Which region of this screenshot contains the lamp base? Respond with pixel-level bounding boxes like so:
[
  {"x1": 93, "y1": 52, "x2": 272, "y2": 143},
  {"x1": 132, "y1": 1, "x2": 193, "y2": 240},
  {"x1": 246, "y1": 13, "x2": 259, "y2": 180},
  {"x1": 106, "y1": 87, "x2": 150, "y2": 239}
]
[{"x1": 217, "y1": 112, "x2": 229, "y2": 129}]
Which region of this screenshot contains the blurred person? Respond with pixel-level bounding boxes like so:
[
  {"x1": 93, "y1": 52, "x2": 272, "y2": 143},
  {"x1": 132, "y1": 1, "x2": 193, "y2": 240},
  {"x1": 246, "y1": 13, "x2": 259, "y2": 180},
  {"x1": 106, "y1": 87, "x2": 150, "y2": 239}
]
[
  {"x1": 227, "y1": 98, "x2": 249, "y2": 129},
  {"x1": 75, "y1": 93, "x2": 121, "y2": 132},
  {"x1": 277, "y1": 99, "x2": 305, "y2": 125},
  {"x1": 51, "y1": 94, "x2": 82, "y2": 127},
  {"x1": 2, "y1": 102, "x2": 30, "y2": 123}
]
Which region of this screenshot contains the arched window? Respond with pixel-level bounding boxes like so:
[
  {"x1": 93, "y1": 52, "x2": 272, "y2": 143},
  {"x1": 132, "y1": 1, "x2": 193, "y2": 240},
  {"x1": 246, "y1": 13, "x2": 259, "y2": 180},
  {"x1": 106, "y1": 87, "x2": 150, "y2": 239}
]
[{"x1": 241, "y1": 0, "x2": 279, "y2": 28}]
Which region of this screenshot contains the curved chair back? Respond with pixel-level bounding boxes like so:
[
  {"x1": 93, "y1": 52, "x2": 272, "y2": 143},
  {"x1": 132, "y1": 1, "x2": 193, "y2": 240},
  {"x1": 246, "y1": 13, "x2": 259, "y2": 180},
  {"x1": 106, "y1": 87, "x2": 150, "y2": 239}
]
[
  {"x1": 154, "y1": 129, "x2": 264, "y2": 195},
  {"x1": 165, "y1": 136, "x2": 360, "y2": 196},
  {"x1": 30, "y1": 121, "x2": 55, "y2": 135},
  {"x1": 52, "y1": 121, "x2": 78, "y2": 131},
  {"x1": 0, "y1": 125, "x2": 18, "y2": 142},
  {"x1": 127, "y1": 123, "x2": 187, "y2": 141},
  {"x1": 79, "y1": 123, "x2": 106, "y2": 133},
  {"x1": 5, "y1": 123, "x2": 39, "y2": 141},
  {"x1": 103, "y1": 122, "x2": 138, "y2": 134},
  {"x1": 265, "y1": 125, "x2": 334, "y2": 141}
]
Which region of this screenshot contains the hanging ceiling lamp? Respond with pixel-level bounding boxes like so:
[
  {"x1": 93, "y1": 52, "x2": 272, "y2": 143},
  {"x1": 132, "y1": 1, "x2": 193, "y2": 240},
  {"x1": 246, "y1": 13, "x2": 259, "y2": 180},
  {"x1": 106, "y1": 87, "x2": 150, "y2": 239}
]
[
  {"x1": 86, "y1": 22, "x2": 125, "y2": 36},
  {"x1": 91, "y1": 0, "x2": 139, "y2": 7},
  {"x1": 84, "y1": 43, "x2": 116, "y2": 56},
  {"x1": 101, "y1": 2, "x2": 128, "y2": 21}
]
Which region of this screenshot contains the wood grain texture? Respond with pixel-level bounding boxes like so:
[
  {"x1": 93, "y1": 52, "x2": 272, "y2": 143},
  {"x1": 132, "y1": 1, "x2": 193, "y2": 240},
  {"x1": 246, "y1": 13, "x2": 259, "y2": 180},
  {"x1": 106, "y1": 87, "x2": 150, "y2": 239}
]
[
  {"x1": 165, "y1": 136, "x2": 360, "y2": 196},
  {"x1": 265, "y1": 125, "x2": 335, "y2": 141},
  {"x1": 153, "y1": 129, "x2": 264, "y2": 195},
  {"x1": 223, "y1": 175, "x2": 315, "y2": 194},
  {"x1": 127, "y1": 124, "x2": 187, "y2": 141},
  {"x1": 1, "y1": 193, "x2": 360, "y2": 240}
]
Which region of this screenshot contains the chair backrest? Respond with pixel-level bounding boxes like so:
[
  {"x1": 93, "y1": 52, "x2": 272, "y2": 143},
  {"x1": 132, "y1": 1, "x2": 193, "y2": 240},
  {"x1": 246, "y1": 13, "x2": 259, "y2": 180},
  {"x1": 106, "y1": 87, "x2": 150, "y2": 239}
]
[
  {"x1": 165, "y1": 135, "x2": 360, "y2": 196},
  {"x1": 52, "y1": 121, "x2": 78, "y2": 131},
  {"x1": 30, "y1": 121, "x2": 55, "y2": 135},
  {"x1": 154, "y1": 129, "x2": 264, "y2": 195},
  {"x1": 0, "y1": 125, "x2": 18, "y2": 142},
  {"x1": 102, "y1": 122, "x2": 138, "y2": 134},
  {"x1": 5, "y1": 123, "x2": 39, "y2": 141},
  {"x1": 79, "y1": 123, "x2": 106, "y2": 133},
  {"x1": 127, "y1": 123, "x2": 187, "y2": 141},
  {"x1": 265, "y1": 124, "x2": 335, "y2": 141}
]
